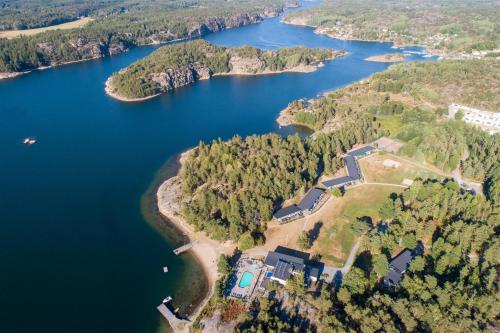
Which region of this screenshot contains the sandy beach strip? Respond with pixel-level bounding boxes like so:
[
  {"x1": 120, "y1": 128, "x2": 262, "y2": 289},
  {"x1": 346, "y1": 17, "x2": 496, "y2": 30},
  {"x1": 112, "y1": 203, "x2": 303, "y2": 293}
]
[
  {"x1": 156, "y1": 150, "x2": 235, "y2": 321},
  {"x1": 105, "y1": 77, "x2": 161, "y2": 102}
]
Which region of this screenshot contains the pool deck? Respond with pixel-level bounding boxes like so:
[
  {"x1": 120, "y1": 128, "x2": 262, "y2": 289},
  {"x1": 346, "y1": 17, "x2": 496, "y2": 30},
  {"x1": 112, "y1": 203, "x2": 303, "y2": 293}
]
[{"x1": 227, "y1": 257, "x2": 264, "y2": 301}]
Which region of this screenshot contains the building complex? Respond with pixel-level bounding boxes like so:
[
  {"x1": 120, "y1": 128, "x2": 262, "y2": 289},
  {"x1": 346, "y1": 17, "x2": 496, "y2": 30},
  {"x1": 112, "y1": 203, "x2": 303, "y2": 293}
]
[
  {"x1": 322, "y1": 145, "x2": 375, "y2": 189},
  {"x1": 273, "y1": 145, "x2": 375, "y2": 223},
  {"x1": 448, "y1": 103, "x2": 500, "y2": 134}
]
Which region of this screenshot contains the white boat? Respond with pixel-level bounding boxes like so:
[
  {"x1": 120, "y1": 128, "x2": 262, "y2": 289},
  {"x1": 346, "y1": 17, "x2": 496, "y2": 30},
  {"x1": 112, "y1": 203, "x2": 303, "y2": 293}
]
[
  {"x1": 23, "y1": 137, "x2": 37, "y2": 145},
  {"x1": 163, "y1": 266, "x2": 168, "y2": 273},
  {"x1": 163, "y1": 296, "x2": 172, "y2": 304}
]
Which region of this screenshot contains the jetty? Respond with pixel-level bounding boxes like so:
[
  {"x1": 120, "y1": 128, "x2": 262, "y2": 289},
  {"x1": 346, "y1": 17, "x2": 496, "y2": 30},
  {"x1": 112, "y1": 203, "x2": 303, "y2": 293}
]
[
  {"x1": 173, "y1": 241, "x2": 195, "y2": 255},
  {"x1": 157, "y1": 303, "x2": 190, "y2": 333}
]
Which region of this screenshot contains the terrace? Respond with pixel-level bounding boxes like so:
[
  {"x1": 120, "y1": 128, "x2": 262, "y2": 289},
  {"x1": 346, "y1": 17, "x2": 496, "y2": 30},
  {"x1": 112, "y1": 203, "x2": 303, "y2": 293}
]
[{"x1": 226, "y1": 257, "x2": 264, "y2": 301}]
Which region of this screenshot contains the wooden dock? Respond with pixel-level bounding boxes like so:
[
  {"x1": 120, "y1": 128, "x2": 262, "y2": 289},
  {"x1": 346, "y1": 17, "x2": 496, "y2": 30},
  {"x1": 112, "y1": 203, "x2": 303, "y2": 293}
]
[
  {"x1": 173, "y1": 241, "x2": 195, "y2": 255},
  {"x1": 157, "y1": 303, "x2": 190, "y2": 333}
]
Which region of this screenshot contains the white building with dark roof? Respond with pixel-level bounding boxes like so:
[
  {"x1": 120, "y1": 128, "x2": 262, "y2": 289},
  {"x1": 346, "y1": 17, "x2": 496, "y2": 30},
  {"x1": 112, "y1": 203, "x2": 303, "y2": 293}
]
[
  {"x1": 298, "y1": 188, "x2": 325, "y2": 213},
  {"x1": 322, "y1": 146, "x2": 374, "y2": 190},
  {"x1": 273, "y1": 205, "x2": 303, "y2": 224},
  {"x1": 264, "y1": 250, "x2": 306, "y2": 285},
  {"x1": 448, "y1": 103, "x2": 500, "y2": 134}
]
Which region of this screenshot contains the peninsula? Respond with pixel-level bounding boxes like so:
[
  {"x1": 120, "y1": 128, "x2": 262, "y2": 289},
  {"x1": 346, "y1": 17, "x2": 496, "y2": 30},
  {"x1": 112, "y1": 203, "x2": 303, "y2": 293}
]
[
  {"x1": 105, "y1": 40, "x2": 344, "y2": 101},
  {"x1": 157, "y1": 57, "x2": 499, "y2": 331}
]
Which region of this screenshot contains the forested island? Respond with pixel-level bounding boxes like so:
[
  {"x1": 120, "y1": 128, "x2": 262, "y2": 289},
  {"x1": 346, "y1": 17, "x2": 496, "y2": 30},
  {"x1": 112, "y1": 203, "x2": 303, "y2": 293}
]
[
  {"x1": 105, "y1": 40, "x2": 343, "y2": 101},
  {"x1": 0, "y1": 0, "x2": 286, "y2": 78},
  {"x1": 284, "y1": 0, "x2": 500, "y2": 57}
]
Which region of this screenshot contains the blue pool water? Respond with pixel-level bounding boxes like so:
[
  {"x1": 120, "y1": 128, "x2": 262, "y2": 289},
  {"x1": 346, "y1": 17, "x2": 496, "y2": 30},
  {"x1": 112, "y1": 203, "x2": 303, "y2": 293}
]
[{"x1": 239, "y1": 272, "x2": 254, "y2": 288}]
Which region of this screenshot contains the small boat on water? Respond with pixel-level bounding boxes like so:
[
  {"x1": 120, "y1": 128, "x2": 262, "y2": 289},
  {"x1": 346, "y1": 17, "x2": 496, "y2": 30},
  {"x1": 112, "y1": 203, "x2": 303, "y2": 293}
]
[
  {"x1": 162, "y1": 296, "x2": 172, "y2": 304},
  {"x1": 23, "y1": 137, "x2": 37, "y2": 145},
  {"x1": 163, "y1": 266, "x2": 168, "y2": 273}
]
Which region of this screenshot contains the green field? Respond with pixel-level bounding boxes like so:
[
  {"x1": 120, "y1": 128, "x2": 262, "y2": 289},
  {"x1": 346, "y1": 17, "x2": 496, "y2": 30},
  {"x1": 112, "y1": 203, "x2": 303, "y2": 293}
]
[{"x1": 315, "y1": 184, "x2": 403, "y2": 265}]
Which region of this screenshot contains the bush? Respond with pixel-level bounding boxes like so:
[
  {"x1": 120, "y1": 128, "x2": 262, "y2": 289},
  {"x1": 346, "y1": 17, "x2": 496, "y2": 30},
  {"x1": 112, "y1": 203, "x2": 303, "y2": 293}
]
[{"x1": 238, "y1": 232, "x2": 256, "y2": 251}]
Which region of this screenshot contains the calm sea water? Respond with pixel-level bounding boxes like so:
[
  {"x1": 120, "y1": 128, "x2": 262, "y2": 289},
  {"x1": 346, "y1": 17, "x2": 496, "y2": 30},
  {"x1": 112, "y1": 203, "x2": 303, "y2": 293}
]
[{"x1": 0, "y1": 2, "x2": 434, "y2": 332}]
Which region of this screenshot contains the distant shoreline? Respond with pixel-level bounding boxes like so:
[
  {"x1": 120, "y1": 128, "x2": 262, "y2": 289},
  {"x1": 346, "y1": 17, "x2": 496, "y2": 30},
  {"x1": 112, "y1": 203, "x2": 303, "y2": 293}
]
[
  {"x1": 282, "y1": 18, "x2": 442, "y2": 57},
  {"x1": 0, "y1": 9, "x2": 284, "y2": 81}
]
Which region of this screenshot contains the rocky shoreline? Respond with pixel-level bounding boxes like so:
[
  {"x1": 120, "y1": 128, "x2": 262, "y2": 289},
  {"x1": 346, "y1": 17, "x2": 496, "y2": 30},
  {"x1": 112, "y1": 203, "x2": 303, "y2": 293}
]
[
  {"x1": 106, "y1": 51, "x2": 343, "y2": 102},
  {"x1": 365, "y1": 53, "x2": 407, "y2": 63},
  {"x1": 0, "y1": 8, "x2": 284, "y2": 81}
]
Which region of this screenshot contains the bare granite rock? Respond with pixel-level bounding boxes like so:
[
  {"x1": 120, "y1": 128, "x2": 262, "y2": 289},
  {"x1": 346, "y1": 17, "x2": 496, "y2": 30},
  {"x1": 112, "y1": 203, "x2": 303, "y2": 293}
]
[
  {"x1": 150, "y1": 63, "x2": 212, "y2": 93},
  {"x1": 69, "y1": 37, "x2": 105, "y2": 59},
  {"x1": 229, "y1": 55, "x2": 266, "y2": 74}
]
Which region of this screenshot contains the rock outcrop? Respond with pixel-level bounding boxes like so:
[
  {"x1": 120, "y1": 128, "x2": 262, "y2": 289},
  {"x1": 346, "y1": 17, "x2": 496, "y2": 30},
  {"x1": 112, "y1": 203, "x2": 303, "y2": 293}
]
[
  {"x1": 150, "y1": 63, "x2": 213, "y2": 93},
  {"x1": 228, "y1": 55, "x2": 266, "y2": 74}
]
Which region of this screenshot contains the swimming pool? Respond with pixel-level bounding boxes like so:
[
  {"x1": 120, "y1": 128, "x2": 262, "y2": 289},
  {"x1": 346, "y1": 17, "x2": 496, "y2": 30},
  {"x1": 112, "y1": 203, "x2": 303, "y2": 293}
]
[{"x1": 238, "y1": 272, "x2": 254, "y2": 288}]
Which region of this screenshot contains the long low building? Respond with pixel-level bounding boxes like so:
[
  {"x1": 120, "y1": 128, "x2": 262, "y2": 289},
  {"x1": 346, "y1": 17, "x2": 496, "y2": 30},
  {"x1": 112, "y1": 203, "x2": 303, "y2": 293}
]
[
  {"x1": 448, "y1": 103, "x2": 500, "y2": 134},
  {"x1": 343, "y1": 154, "x2": 361, "y2": 181},
  {"x1": 298, "y1": 188, "x2": 325, "y2": 213},
  {"x1": 274, "y1": 188, "x2": 325, "y2": 223},
  {"x1": 322, "y1": 175, "x2": 355, "y2": 189},
  {"x1": 348, "y1": 145, "x2": 375, "y2": 158},
  {"x1": 273, "y1": 205, "x2": 303, "y2": 223},
  {"x1": 322, "y1": 145, "x2": 374, "y2": 190}
]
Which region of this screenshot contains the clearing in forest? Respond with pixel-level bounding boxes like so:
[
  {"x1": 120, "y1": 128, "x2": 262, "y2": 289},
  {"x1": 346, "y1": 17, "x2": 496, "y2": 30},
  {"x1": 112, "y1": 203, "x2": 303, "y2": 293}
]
[
  {"x1": 0, "y1": 17, "x2": 93, "y2": 39},
  {"x1": 359, "y1": 153, "x2": 443, "y2": 185}
]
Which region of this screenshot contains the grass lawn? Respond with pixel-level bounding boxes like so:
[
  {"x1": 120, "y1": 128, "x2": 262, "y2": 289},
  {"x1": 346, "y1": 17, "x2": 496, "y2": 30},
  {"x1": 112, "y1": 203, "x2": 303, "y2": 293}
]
[
  {"x1": 359, "y1": 153, "x2": 444, "y2": 185},
  {"x1": 376, "y1": 115, "x2": 402, "y2": 137},
  {"x1": 313, "y1": 184, "x2": 403, "y2": 266}
]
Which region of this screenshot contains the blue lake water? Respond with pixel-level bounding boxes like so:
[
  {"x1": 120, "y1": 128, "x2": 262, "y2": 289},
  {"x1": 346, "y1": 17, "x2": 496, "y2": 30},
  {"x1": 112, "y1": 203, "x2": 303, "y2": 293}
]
[{"x1": 0, "y1": 2, "x2": 435, "y2": 332}]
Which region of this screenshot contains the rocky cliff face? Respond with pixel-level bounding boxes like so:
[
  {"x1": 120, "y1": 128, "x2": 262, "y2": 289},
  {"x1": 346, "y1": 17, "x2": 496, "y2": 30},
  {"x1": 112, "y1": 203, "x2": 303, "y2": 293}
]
[
  {"x1": 228, "y1": 56, "x2": 266, "y2": 74},
  {"x1": 150, "y1": 63, "x2": 213, "y2": 94},
  {"x1": 187, "y1": 9, "x2": 282, "y2": 38},
  {"x1": 5, "y1": 7, "x2": 282, "y2": 76},
  {"x1": 35, "y1": 38, "x2": 129, "y2": 66}
]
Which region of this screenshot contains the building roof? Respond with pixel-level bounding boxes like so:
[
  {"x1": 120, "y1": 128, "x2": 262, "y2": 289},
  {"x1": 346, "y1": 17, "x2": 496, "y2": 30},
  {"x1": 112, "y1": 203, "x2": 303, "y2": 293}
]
[
  {"x1": 307, "y1": 265, "x2": 321, "y2": 280},
  {"x1": 383, "y1": 249, "x2": 414, "y2": 287},
  {"x1": 389, "y1": 249, "x2": 413, "y2": 273},
  {"x1": 273, "y1": 205, "x2": 302, "y2": 219},
  {"x1": 264, "y1": 250, "x2": 305, "y2": 270},
  {"x1": 322, "y1": 176, "x2": 353, "y2": 188},
  {"x1": 298, "y1": 188, "x2": 325, "y2": 211},
  {"x1": 384, "y1": 270, "x2": 403, "y2": 286},
  {"x1": 273, "y1": 259, "x2": 295, "y2": 281},
  {"x1": 344, "y1": 155, "x2": 361, "y2": 180},
  {"x1": 348, "y1": 145, "x2": 375, "y2": 157}
]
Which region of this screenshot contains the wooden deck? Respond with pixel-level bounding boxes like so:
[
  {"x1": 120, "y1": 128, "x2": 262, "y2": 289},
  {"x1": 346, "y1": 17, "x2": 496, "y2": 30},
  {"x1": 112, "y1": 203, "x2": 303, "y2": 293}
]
[{"x1": 173, "y1": 241, "x2": 195, "y2": 255}]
